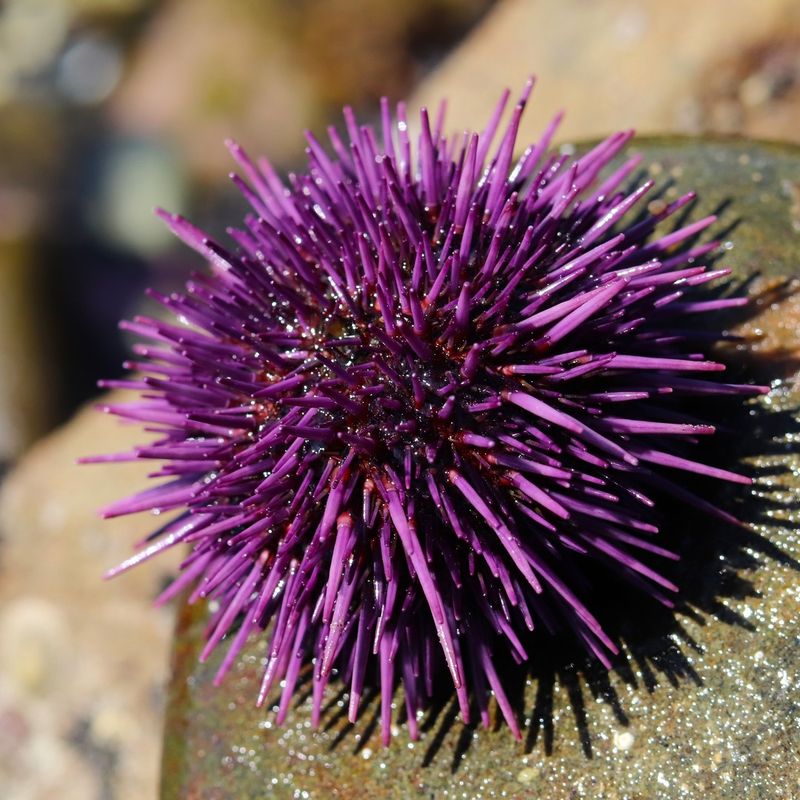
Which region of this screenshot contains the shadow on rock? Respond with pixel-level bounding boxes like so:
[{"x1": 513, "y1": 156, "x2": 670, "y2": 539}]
[{"x1": 303, "y1": 297, "x2": 800, "y2": 772}]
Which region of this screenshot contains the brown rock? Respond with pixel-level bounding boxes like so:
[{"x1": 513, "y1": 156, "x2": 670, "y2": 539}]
[
  {"x1": 112, "y1": 0, "x2": 494, "y2": 178},
  {"x1": 0, "y1": 393, "x2": 178, "y2": 800},
  {"x1": 412, "y1": 0, "x2": 800, "y2": 146}
]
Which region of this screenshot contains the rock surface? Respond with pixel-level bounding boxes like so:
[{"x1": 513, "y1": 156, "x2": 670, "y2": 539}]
[
  {"x1": 412, "y1": 0, "x2": 800, "y2": 147},
  {"x1": 0, "y1": 395, "x2": 181, "y2": 800},
  {"x1": 112, "y1": 0, "x2": 495, "y2": 179},
  {"x1": 158, "y1": 141, "x2": 800, "y2": 799}
]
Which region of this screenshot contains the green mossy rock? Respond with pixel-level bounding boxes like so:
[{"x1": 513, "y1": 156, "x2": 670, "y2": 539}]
[{"x1": 160, "y1": 139, "x2": 800, "y2": 800}]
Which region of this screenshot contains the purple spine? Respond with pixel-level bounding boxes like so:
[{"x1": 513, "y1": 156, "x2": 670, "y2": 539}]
[{"x1": 87, "y1": 81, "x2": 766, "y2": 744}]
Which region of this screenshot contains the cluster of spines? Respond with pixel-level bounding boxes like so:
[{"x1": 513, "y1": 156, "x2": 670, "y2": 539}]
[{"x1": 87, "y1": 80, "x2": 766, "y2": 744}]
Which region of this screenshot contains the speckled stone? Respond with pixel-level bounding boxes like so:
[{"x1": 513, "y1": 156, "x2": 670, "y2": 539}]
[
  {"x1": 159, "y1": 140, "x2": 800, "y2": 800},
  {"x1": 0, "y1": 394, "x2": 181, "y2": 800}
]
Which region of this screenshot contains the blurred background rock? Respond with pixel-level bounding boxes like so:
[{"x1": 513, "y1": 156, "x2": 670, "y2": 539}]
[
  {"x1": 0, "y1": 0, "x2": 495, "y2": 468},
  {"x1": 1, "y1": 0, "x2": 800, "y2": 798}
]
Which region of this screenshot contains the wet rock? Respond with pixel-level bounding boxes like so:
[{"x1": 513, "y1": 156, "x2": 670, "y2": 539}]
[{"x1": 159, "y1": 140, "x2": 800, "y2": 799}]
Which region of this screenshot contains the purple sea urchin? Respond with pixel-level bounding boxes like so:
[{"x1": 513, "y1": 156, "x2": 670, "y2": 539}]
[{"x1": 88, "y1": 82, "x2": 766, "y2": 744}]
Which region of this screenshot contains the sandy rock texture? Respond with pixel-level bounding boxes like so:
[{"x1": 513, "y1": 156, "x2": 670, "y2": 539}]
[{"x1": 0, "y1": 396, "x2": 180, "y2": 800}]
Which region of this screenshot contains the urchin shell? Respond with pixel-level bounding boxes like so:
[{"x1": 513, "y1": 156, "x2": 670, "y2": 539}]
[{"x1": 91, "y1": 81, "x2": 765, "y2": 743}]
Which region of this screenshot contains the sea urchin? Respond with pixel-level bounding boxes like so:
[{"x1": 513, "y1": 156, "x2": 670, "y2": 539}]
[{"x1": 88, "y1": 81, "x2": 766, "y2": 744}]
